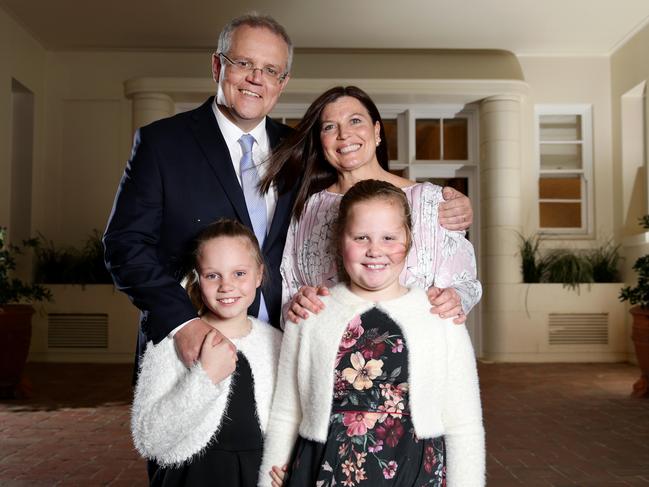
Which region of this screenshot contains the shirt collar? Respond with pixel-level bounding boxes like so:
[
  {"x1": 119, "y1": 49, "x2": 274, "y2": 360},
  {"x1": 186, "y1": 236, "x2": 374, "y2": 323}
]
[{"x1": 212, "y1": 99, "x2": 268, "y2": 151}]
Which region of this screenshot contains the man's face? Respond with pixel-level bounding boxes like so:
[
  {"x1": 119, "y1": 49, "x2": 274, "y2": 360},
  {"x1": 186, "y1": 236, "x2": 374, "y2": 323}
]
[{"x1": 212, "y1": 25, "x2": 291, "y2": 132}]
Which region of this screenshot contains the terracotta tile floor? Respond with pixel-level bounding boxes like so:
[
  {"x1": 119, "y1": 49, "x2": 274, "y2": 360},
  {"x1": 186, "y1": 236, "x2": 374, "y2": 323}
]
[{"x1": 0, "y1": 362, "x2": 647, "y2": 486}]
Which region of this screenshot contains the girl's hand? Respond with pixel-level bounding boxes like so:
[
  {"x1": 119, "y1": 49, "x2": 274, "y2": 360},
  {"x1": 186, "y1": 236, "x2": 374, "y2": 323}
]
[
  {"x1": 288, "y1": 285, "x2": 329, "y2": 323},
  {"x1": 439, "y1": 186, "x2": 472, "y2": 231},
  {"x1": 199, "y1": 330, "x2": 237, "y2": 384},
  {"x1": 270, "y1": 464, "x2": 287, "y2": 487},
  {"x1": 427, "y1": 286, "x2": 466, "y2": 324}
]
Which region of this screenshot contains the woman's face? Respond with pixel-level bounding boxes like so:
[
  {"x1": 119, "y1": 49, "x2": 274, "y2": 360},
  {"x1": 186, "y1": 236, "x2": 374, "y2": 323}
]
[{"x1": 319, "y1": 96, "x2": 381, "y2": 174}]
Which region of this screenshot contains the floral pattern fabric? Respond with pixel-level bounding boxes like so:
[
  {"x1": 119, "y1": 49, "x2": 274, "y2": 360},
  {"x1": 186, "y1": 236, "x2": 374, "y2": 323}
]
[
  {"x1": 285, "y1": 308, "x2": 446, "y2": 487},
  {"x1": 280, "y1": 183, "x2": 481, "y2": 323}
]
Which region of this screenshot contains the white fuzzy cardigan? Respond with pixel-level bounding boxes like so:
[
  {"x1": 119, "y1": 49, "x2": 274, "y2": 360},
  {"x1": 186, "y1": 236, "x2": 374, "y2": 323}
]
[
  {"x1": 259, "y1": 284, "x2": 485, "y2": 487},
  {"x1": 131, "y1": 318, "x2": 282, "y2": 467}
]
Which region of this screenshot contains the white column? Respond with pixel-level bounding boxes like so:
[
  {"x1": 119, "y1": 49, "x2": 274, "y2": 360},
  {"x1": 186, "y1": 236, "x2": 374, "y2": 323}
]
[
  {"x1": 479, "y1": 95, "x2": 523, "y2": 359},
  {"x1": 130, "y1": 93, "x2": 174, "y2": 133}
]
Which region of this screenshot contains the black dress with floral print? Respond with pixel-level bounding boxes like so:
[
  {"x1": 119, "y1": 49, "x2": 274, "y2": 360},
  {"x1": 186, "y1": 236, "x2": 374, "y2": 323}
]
[{"x1": 284, "y1": 308, "x2": 446, "y2": 487}]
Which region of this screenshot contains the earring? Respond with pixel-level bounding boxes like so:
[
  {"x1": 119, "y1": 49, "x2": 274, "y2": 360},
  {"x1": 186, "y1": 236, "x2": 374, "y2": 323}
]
[{"x1": 376, "y1": 137, "x2": 381, "y2": 147}]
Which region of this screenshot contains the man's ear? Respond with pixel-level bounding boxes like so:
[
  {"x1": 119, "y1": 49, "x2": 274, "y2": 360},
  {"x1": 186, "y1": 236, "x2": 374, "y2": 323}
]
[
  {"x1": 277, "y1": 73, "x2": 291, "y2": 94},
  {"x1": 211, "y1": 53, "x2": 223, "y2": 83}
]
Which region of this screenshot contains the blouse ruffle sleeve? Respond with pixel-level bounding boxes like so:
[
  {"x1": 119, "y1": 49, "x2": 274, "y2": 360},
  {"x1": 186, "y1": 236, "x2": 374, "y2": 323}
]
[
  {"x1": 410, "y1": 184, "x2": 482, "y2": 314},
  {"x1": 279, "y1": 215, "x2": 303, "y2": 327}
]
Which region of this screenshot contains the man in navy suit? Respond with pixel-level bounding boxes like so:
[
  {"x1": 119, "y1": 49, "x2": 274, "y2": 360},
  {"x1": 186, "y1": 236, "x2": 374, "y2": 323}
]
[
  {"x1": 104, "y1": 14, "x2": 297, "y2": 367},
  {"x1": 104, "y1": 13, "x2": 473, "y2": 369}
]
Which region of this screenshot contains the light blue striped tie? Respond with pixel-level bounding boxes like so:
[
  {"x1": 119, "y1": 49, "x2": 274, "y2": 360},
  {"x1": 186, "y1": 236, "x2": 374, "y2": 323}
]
[
  {"x1": 239, "y1": 134, "x2": 269, "y2": 322},
  {"x1": 239, "y1": 134, "x2": 267, "y2": 246}
]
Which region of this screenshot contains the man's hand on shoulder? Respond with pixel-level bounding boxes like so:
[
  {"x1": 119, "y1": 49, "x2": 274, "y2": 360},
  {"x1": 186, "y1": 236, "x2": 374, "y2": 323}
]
[{"x1": 174, "y1": 318, "x2": 222, "y2": 367}]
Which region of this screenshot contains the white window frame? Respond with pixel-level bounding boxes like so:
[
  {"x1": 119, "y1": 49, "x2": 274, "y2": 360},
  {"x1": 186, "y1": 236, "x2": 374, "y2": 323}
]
[{"x1": 535, "y1": 104, "x2": 593, "y2": 235}]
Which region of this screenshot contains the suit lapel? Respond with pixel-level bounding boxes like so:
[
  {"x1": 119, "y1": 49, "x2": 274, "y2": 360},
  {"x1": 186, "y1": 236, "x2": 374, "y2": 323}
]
[{"x1": 190, "y1": 98, "x2": 253, "y2": 228}]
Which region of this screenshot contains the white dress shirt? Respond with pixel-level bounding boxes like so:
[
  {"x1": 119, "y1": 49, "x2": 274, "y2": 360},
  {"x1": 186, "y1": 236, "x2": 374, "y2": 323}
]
[
  {"x1": 212, "y1": 99, "x2": 278, "y2": 228},
  {"x1": 169, "y1": 100, "x2": 279, "y2": 336}
]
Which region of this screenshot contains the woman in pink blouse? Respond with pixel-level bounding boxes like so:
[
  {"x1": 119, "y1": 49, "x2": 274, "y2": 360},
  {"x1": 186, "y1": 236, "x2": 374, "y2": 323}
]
[{"x1": 261, "y1": 86, "x2": 480, "y2": 326}]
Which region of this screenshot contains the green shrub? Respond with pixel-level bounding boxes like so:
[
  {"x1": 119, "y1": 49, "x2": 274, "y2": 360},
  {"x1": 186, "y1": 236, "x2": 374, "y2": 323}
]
[
  {"x1": 619, "y1": 255, "x2": 649, "y2": 307},
  {"x1": 543, "y1": 250, "x2": 593, "y2": 290},
  {"x1": 519, "y1": 234, "x2": 621, "y2": 288},
  {"x1": 587, "y1": 240, "x2": 621, "y2": 283},
  {"x1": 518, "y1": 233, "x2": 545, "y2": 283},
  {"x1": 620, "y1": 216, "x2": 649, "y2": 308},
  {"x1": 0, "y1": 227, "x2": 52, "y2": 304},
  {"x1": 34, "y1": 230, "x2": 113, "y2": 285}
]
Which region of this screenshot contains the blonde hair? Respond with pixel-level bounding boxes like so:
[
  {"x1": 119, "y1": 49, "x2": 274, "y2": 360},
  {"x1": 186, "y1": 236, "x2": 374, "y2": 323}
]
[
  {"x1": 334, "y1": 179, "x2": 413, "y2": 283},
  {"x1": 184, "y1": 219, "x2": 265, "y2": 315}
]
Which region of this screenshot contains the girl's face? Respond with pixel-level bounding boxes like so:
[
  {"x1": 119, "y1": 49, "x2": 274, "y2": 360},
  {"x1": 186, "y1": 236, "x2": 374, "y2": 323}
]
[
  {"x1": 197, "y1": 236, "x2": 263, "y2": 322},
  {"x1": 319, "y1": 96, "x2": 381, "y2": 174},
  {"x1": 341, "y1": 198, "x2": 408, "y2": 301}
]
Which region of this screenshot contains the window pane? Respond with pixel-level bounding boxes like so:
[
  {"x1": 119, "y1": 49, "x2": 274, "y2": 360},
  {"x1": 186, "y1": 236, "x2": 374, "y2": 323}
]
[
  {"x1": 383, "y1": 119, "x2": 399, "y2": 161},
  {"x1": 416, "y1": 119, "x2": 441, "y2": 160},
  {"x1": 540, "y1": 143, "x2": 582, "y2": 170},
  {"x1": 285, "y1": 118, "x2": 302, "y2": 128},
  {"x1": 539, "y1": 114, "x2": 582, "y2": 141},
  {"x1": 540, "y1": 202, "x2": 581, "y2": 228},
  {"x1": 539, "y1": 176, "x2": 581, "y2": 199},
  {"x1": 443, "y1": 118, "x2": 468, "y2": 160}
]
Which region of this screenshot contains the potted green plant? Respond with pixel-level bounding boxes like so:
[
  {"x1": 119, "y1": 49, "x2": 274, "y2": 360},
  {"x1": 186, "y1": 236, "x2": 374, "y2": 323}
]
[
  {"x1": 0, "y1": 227, "x2": 52, "y2": 398},
  {"x1": 619, "y1": 216, "x2": 649, "y2": 398}
]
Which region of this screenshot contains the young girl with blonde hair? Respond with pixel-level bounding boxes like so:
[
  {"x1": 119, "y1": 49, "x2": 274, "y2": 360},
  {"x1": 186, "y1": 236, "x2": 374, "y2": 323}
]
[
  {"x1": 261, "y1": 180, "x2": 484, "y2": 487},
  {"x1": 132, "y1": 219, "x2": 282, "y2": 487}
]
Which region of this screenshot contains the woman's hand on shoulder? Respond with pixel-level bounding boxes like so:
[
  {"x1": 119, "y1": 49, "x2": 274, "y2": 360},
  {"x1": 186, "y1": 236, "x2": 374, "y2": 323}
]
[
  {"x1": 198, "y1": 330, "x2": 237, "y2": 384},
  {"x1": 438, "y1": 186, "x2": 472, "y2": 231},
  {"x1": 427, "y1": 286, "x2": 466, "y2": 324},
  {"x1": 287, "y1": 285, "x2": 329, "y2": 323}
]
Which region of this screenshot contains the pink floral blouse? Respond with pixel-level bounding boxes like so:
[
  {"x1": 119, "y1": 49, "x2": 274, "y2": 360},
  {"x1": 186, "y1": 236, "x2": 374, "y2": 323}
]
[{"x1": 280, "y1": 183, "x2": 481, "y2": 321}]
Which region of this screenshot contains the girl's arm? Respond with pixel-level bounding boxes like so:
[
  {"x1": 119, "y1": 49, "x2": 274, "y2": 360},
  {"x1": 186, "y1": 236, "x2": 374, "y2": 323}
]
[
  {"x1": 442, "y1": 325, "x2": 486, "y2": 486},
  {"x1": 258, "y1": 321, "x2": 303, "y2": 487},
  {"x1": 131, "y1": 339, "x2": 230, "y2": 466}
]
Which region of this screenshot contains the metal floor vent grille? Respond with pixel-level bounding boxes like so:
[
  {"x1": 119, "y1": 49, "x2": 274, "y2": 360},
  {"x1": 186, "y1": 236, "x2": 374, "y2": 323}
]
[
  {"x1": 48, "y1": 313, "x2": 108, "y2": 349},
  {"x1": 548, "y1": 313, "x2": 608, "y2": 345}
]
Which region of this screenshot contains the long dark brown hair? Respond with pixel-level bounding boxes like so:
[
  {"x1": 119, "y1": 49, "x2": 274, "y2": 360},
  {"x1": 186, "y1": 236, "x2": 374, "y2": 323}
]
[{"x1": 261, "y1": 86, "x2": 390, "y2": 220}]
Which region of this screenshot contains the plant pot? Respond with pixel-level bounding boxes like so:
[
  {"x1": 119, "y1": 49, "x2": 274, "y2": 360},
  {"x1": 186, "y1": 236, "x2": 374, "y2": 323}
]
[
  {"x1": 0, "y1": 304, "x2": 34, "y2": 398},
  {"x1": 629, "y1": 306, "x2": 649, "y2": 398}
]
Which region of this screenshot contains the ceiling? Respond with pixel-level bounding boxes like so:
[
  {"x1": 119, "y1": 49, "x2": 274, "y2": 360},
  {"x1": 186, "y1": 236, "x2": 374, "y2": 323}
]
[{"x1": 2, "y1": 0, "x2": 649, "y2": 55}]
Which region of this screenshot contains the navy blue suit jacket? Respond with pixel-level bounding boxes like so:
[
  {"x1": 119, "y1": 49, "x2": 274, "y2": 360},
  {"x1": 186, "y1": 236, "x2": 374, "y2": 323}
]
[{"x1": 104, "y1": 97, "x2": 295, "y2": 344}]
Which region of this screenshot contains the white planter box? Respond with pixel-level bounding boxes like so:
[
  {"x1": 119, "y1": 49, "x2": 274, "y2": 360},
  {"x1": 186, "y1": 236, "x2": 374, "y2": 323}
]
[
  {"x1": 482, "y1": 283, "x2": 629, "y2": 362},
  {"x1": 28, "y1": 284, "x2": 139, "y2": 363}
]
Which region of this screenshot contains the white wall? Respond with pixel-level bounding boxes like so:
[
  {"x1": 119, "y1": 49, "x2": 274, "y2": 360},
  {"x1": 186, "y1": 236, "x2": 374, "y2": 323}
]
[
  {"x1": 36, "y1": 50, "x2": 210, "y2": 245},
  {"x1": 0, "y1": 8, "x2": 46, "y2": 239},
  {"x1": 516, "y1": 55, "x2": 614, "y2": 249}
]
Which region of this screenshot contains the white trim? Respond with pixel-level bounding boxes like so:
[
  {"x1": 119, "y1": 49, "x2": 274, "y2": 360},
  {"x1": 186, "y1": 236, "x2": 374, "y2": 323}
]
[
  {"x1": 620, "y1": 81, "x2": 647, "y2": 215},
  {"x1": 125, "y1": 77, "x2": 530, "y2": 102},
  {"x1": 535, "y1": 104, "x2": 593, "y2": 235},
  {"x1": 608, "y1": 14, "x2": 649, "y2": 56}
]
